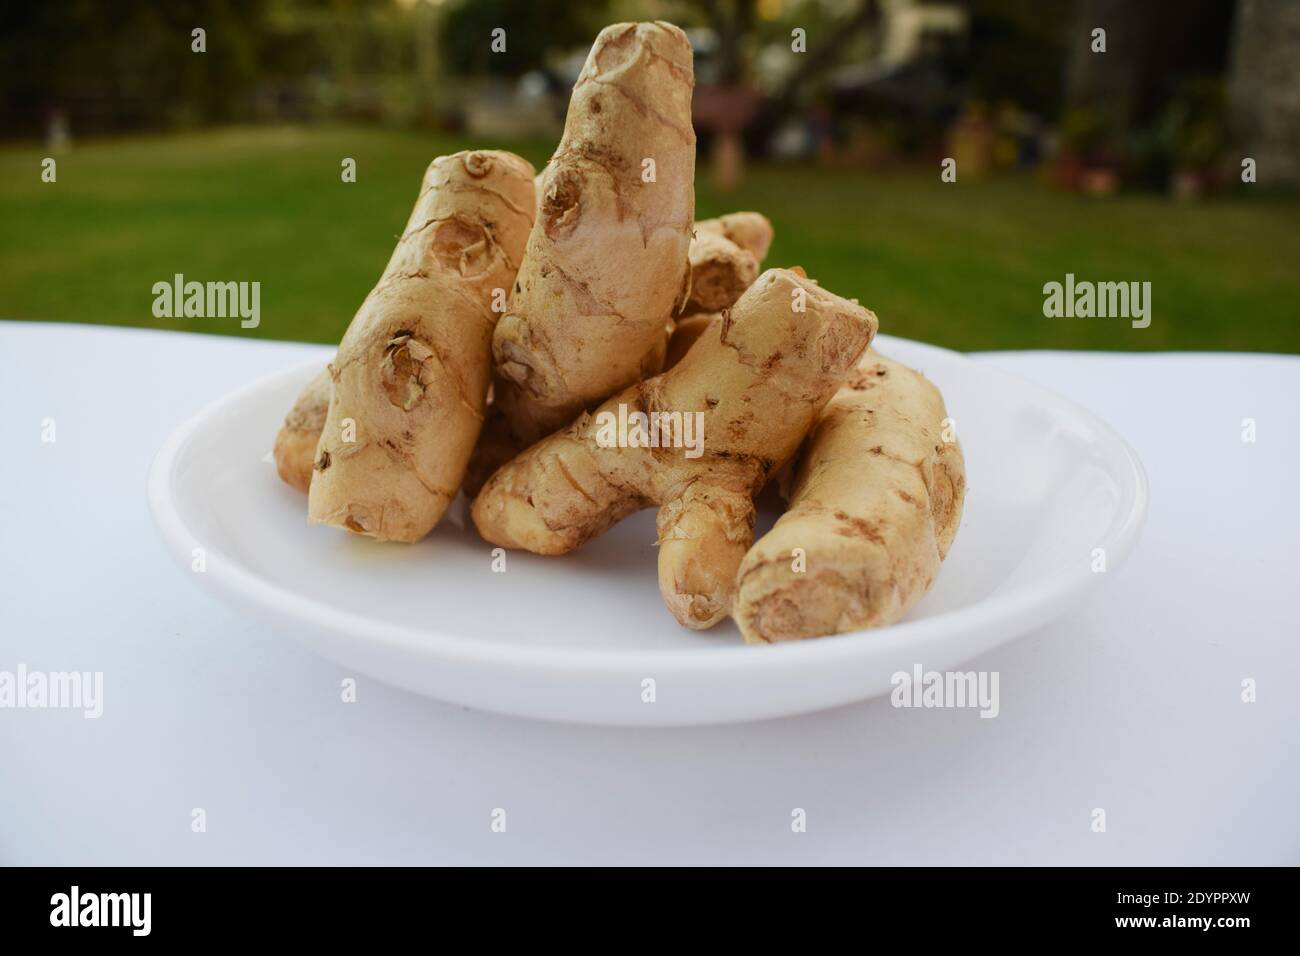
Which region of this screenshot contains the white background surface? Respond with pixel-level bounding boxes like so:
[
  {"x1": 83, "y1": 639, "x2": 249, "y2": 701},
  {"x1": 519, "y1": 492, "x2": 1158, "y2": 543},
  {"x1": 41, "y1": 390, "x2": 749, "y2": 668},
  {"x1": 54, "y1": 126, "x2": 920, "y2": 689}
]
[{"x1": 1, "y1": 321, "x2": 1297, "y2": 865}]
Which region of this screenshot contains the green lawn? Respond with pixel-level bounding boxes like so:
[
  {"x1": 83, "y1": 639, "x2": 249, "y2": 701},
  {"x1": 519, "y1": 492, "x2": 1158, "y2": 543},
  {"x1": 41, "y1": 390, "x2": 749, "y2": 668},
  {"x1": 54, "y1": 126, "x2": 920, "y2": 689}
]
[{"x1": 2, "y1": 124, "x2": 1296, "y2": 353}]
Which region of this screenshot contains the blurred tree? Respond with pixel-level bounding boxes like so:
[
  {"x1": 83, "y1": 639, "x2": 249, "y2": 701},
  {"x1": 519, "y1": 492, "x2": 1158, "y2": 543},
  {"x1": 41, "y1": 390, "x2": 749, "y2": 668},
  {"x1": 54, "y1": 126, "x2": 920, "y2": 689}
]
[
  {"x1": 438, "y1": 0, "x2": 609, "y2": 77},
  {"x1": 695, "y1": 0, "x2": 758, "y2": 85},
  {"x1": 0, "y1": 0, "x2": 270, "y2": 137},
  {"x1": 768, "y1": 0, "x2": 880, "y2": 117},
  {"x1": 965, "y1": 0, "x2": 1065, "y2": 117},
  {"x1": 0, "y1": 0, "x2": 453, "y2": 137}
]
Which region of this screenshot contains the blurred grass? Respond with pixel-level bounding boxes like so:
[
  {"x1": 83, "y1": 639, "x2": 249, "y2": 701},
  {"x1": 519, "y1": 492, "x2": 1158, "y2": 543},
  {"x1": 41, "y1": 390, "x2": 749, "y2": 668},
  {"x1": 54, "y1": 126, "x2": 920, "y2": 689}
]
[{"x1": 1, "y1": 124, "x2": 1296, "y2": 353}]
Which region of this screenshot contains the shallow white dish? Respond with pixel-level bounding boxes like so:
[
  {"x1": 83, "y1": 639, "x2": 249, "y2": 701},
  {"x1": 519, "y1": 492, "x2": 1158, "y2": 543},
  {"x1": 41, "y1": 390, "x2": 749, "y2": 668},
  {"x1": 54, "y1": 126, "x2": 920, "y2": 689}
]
[{"x1": 148, "y1": 334, "x2": 1147, "y2": 726}]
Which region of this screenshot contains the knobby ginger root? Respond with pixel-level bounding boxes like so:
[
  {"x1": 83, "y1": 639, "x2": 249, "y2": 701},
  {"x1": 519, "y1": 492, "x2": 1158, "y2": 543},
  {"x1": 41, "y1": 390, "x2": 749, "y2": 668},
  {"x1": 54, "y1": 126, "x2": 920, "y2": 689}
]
[
  {"x1": 471, "y1": 268, "x2": 878, "y2": 629},
  {"x1": 307, "y1": 149, "x2": 535, "y2": 542},
  {"x1": 273, "y1": 368, "x2": 331, "y2": 494},
  {"x1": 272, "y1": 208, "x2": 741, "y2": 495},
  {"x1": 683, "y1": 212, "x2": 773, "y2": 316},
  {"x1": 284, "y1": 256, "x2": 699, "y2": 494},
  {"x1": 663, "y1": 215, "x2": 773, "y2": 369},
  {"x1": 733, "y1": 349, "x2": 966, "y2": 643},
  {"x1": 470, "y1": 21, "x2": 696, "y2": 489}
]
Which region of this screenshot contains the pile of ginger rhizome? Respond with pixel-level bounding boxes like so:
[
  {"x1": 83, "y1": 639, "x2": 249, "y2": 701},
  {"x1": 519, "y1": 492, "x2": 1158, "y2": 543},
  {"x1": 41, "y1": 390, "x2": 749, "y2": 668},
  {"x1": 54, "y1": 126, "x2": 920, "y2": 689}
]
[{"x1": 273, "y1": 21, "x2": 966, "y2": 644}]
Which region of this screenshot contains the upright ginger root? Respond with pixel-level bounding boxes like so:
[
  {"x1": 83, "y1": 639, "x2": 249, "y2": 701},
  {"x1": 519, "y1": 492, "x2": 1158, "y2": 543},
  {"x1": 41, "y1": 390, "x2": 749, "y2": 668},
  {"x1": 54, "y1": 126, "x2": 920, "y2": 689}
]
[
  {"x1": 307, "y1": 149, "x2": 535, "y2": 542},
  {"x1": 733, "y1": 349, "x2": 966, "y2": 643},
  {"x1": 471, "y1": 268, "x2": 878, "y2": 628},
  {"x1": 683, "y1": 212, "x2": 773, "y2": 316},
  {"x1": 470, "y1": 21, "x2": 696, "y2": 488},
  {"x1": 274, "y1": 368, "x2": 331, "y2": 494}
]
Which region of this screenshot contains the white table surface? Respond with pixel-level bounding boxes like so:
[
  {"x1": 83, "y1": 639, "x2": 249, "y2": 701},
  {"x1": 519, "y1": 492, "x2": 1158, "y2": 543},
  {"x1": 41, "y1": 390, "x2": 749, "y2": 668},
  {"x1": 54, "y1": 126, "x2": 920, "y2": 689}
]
[{"x1": 1, "y1": 321, "x2": 1296, "y2": 866}]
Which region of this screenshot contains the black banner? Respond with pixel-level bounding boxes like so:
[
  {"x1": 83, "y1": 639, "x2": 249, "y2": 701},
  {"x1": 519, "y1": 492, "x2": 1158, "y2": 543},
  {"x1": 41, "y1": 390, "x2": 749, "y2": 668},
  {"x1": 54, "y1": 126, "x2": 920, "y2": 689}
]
[{"x1": 0, "y1": 867, "x2": 1286, "y2": 941}]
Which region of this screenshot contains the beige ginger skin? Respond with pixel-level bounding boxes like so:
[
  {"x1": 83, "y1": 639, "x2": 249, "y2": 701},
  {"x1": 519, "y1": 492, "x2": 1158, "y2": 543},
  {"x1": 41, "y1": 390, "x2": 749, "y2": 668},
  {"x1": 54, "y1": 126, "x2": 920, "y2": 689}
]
[
  {"x1": 273, "y1": 368, "x2": 331, "y2": 494},
  {"x1": 275, "y1": 205, "x2": 769, "y2": 496},
  {"x1": 733, "y1": 349, "x2": 966, "y2": 642},
  {"x1": 664, "y1": 212, "x2": 772, "y2": 368},
  {"x1": 472, "y1": 21, "x2": 696, "y2": 486},
  {"x1": 471, "y1": 268, "x2": 878, "y2": 628},
  {"x1": 307, "y1": 149, "x2": 535, "y2": 542},
  {"x1": 683, "y1": 212, "x2": 773, "y2": 316}
]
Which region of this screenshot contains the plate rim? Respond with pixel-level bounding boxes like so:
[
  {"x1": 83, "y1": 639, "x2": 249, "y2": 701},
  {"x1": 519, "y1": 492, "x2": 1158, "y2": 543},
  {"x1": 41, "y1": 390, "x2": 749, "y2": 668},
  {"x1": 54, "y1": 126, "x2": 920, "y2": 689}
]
[{"x1": 146, "y1": 334, "x2": 1149, "y2": 677}]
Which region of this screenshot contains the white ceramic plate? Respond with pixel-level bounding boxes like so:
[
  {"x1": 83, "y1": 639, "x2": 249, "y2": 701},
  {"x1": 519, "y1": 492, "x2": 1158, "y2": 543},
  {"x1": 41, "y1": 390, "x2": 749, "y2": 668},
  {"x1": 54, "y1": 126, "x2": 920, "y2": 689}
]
[{"x1": 148, "y1": 335, "x2": 1147, "y2": 726}]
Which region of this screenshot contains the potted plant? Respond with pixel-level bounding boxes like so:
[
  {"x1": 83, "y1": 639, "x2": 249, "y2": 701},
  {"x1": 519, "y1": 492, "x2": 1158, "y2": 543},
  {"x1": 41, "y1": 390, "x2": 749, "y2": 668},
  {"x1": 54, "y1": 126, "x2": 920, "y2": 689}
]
[
  {"x1": 1159, "y1": 78, "x2": 1229, "y2": 200},
  {"x1": 1054, "y1": 105, "x2": 1124, "y2": 195}
]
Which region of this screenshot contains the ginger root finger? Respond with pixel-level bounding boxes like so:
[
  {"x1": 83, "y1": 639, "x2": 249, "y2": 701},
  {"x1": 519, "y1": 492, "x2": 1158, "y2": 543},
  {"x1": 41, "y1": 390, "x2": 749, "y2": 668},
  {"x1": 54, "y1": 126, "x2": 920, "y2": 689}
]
[
  {"x1": 471, "y1": 268, "x2": 878, "y2": 629},
  {"x1": 733, "y1": 349, "x2": 967, "y2": 643},
  {"x1": 469, "y1": 22, "x2": 696, "y2": 489},
  {"x1": 273, "y1": 368, "x2": 331, "y2": 494},
  {"x1": 656, "y1": 483, "x2": 755, "y2": 628},
  {"x1": 308, "y1": 149, "x2": 535, "y2": 543},
  {"x1": 703, "y1": 211, "x2": 774, "y2": 262},
  {"x1": 663, "y1": 214, "x2": 772, "y2": 370},
  {"x1": 683, "y1": 212, "x2": 773, "y2": 316}
]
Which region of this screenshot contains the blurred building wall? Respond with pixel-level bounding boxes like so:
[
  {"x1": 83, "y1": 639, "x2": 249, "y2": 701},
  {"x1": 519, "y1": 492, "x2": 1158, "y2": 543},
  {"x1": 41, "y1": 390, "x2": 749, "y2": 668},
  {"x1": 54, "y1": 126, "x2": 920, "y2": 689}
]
[{"x1": 1229, "y1": 0, "x2": 1300, "y2": 186}]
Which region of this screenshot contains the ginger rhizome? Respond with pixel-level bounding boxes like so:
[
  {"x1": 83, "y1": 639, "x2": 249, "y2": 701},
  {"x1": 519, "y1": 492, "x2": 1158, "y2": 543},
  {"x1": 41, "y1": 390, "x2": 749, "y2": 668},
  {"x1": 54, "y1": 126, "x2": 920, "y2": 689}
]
[
  {"x1": 471, "y1": 268, "x2": 878, "y2": 628},
  {"x1": 664, "y1": 212, "x2": 772, "y2": 369},
  {"x1": 278, "y1": 206, "x2": 770, "y2": 491},
  {"x1": 683, "y1": 212, "x2": 773, "y2": 316},
  {"x1": 469, "y1": 21, "x2": 696, "y2": 489},
  {"x1": 273, "y1": 368, "x2": 331, "y2": 494},
  {"x1": 733, "y1": 349, "x2": 966, "y2": 642},
  {"x1": 307, "y1": 149, "x2": 535, "y2": 542}
]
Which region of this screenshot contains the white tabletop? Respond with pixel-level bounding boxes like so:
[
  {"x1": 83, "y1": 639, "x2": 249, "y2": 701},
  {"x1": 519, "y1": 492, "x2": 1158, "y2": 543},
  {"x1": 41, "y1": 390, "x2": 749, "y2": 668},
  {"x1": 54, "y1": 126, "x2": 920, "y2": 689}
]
[{"x1": 1, "y1": 321, "x2": 1296, "y2": 865}]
